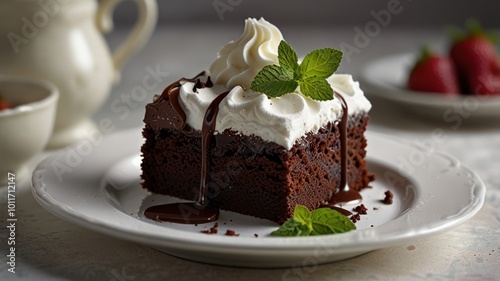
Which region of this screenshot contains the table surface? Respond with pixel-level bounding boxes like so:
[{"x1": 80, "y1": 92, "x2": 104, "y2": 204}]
[{"x1": 1, "y1": 24, "x2": 500, "y2": 281}]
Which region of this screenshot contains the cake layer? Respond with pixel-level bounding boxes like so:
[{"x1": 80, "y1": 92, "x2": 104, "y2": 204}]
[{"x1": 141, "y1": 107, "x2": 372, "y2": 224}]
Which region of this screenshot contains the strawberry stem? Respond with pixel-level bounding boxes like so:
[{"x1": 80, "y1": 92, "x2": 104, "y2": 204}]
[
  {"x1": 466, "y1": 18, "x2": 483, "y2": 37},
  {"x1": 464, "y1": 18, "x2": 498, "y2": 44},
  {"x1": 410, "y1": 45, "x2": 434, "y2": 73},
  {"x1": 447, "y1": 26, "x2": 464, "y2": 43},
  {"x1": 420, "y1": 45, "x2": 432, "y2": 60}
]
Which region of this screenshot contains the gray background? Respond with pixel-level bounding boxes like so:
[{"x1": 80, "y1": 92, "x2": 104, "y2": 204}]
[{"x1": 113, "y1": 0, "x2": 499, "y2": 28}]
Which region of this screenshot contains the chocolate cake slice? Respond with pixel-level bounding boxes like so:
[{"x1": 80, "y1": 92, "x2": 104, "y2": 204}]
[
  {"x1": 142, "y1": 103, "x2": 371, "y2": 223},
  {"x1": 140, "y1": 18, "x2": 374, "y2": 224}
]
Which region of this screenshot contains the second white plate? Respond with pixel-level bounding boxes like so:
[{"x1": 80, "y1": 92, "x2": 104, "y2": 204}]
[
  {"x1": 32, "y1": 128, "x2": 485, "y2": 267},
  {"x1": 359, "y1": 53, "x2": 500, "y2": 118}
]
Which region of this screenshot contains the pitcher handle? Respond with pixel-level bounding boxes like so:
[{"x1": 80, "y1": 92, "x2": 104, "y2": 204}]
[{"x1": 96, "y1": 0, "x2": 158, "y2": 82}]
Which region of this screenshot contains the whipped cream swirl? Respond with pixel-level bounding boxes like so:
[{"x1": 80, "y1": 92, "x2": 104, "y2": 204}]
[{"x1": 209, "y1": 18, "x2": 283, "y2": 90}]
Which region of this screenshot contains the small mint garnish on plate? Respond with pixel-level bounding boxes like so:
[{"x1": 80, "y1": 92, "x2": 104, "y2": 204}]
[
  {"x1": 250, "y1": 40, "x2": 343, "y2": 101},
  {"x1": 270, "y1": 205, "x2": 356, "y2": 237}
]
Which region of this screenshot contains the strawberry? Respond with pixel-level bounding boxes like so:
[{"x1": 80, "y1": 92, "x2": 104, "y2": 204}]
[
  {"x1": 468, "y1": 72, "x2": 500, "y2": 95},
  {"x1": 0, "y1": 96, "x2": 12, "y2": 111},
  {"x1": 449, "y1": 20, "x2": 500, "y2": 95},
  {"x1": 407, "y1": 47, "x2": 460, "y2": 95}
]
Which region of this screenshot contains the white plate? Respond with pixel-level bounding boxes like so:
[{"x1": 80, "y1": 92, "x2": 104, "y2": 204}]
[
  {"x1": 359, "y1": 53, "x2": 500, "y2": 118},
  {"x1": 32, "y1": 128, "x2": 485, "y2": 268}
]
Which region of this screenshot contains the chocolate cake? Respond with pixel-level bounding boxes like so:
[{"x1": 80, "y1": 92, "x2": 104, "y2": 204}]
[{"x1": 140, "y1": 18, "x2": 374, "y2": 224}]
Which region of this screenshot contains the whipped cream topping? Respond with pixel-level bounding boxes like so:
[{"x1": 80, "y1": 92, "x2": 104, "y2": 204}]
[
  {"x1": 177, "y1": 18, "x2": 371, "y2": 150},
  {"x1": 179, "y1": 74, "x2": 371, "y2": 150},
  {"x1": 209, "y1": 18, "x2": 283, "y2": 90}
]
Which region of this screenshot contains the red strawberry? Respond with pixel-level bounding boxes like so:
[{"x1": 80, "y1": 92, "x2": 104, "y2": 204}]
[
  {"x1": 408, "y1": 47, "x2": 460, "y2": 95},
  {"x1": 468, "y1": 72, "x2": 500, "y2": 95},
  {"x1": 449, "y1": 21, "x2": 500, "y2": 95},
  {"x1": 0, "y1": 97, "x2": 12, "y2": 111}
]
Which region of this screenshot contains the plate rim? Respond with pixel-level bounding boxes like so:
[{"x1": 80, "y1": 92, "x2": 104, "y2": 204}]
[{"x1": 31, "y1": 128, "x2": 486, "y2": 254}]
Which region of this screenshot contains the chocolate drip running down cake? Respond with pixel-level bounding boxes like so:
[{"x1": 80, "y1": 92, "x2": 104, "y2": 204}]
[{"x1": 141, "y1": 18, "x2": 374, "y2": 224}]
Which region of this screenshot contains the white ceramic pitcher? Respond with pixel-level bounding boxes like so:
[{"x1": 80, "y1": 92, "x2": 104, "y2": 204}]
[{"x1": 0, "y1": 0, "x2": 158, "y2": 148}]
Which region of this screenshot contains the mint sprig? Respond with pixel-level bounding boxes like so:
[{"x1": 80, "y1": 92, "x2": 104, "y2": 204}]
[
  {"x1": 271, "y1": 205, "x2": 356, "y2": 237},
  {"x1": 250, "y1": 40, "x2": 343, "y2": 101}
]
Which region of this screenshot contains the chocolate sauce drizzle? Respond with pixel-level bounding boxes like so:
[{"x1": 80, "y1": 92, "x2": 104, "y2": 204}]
[
  {"x1": 153, "y1": 71, "x2": 206, "y2": 134},
  {"x1": 322, "y1": 93, "x2": 362, "y2": 208},
  {"x1": 144, "y1": 73, "x2": 225, "y2": 224},
  {"x1": 198, "y1": 90, "x2": 231, "y2": 205},
  {"x1": 145, "y1": 80, "x2": 362, "y2": 224}
]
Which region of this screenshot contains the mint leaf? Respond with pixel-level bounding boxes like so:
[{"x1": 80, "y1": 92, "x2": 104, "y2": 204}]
[
  {"x1": 278, "y1": 40, "x2": 299, "y2": 73},
  {"x1": 270, "y1": 217, "x2": 311, "y2": 236},
  {"x1": 270, "y1": 205, "x2": 356, "y2": 237},
  {"x1": 298, "y1": 77, "x2": 333, "y2": 101},
  {"x1": 310, "y1": 208, "x2": 356, "y2": 235},
  {"x1": 293, "y1": 205, "x2": 311, "y2": 225},
  {"x1": 250, "y1": 40, "x2": 343, "y2": 101},
  {"x1": 299, "y1": 48, "x2": 343, "y2": 79},
  {"x1": 250, "y1": 65, "x2": 298, "y2": 98}
]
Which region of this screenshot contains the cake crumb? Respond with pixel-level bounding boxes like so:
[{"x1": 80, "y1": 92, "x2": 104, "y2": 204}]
[
  {"x1": 368, "y1": 174, "x2": 376, "y2": 182},
  {"x1": 383, "y1": 190, "x2": 394, "y2": 205},
  {"x1": 350, "y1": 213, "x2": 361, "y2": 223},
  {"x1": 192, "y1": 78, "x2": 204, "y2": 92},
  {"x1": 225, "y1": 229, "x2": 239, "y2": 236},
  {"x1": 206, "y1": 76, "x2": 213, "y2": 87},
  {"x1": 350, "y1": 204, "x2": 367, "y2": 223},
  {"x1": 201, "y1": 223, "x2": 218, "y2": 234},
  {"x1": 353, "y1": 204, "x2": 368, "y2": 215}
]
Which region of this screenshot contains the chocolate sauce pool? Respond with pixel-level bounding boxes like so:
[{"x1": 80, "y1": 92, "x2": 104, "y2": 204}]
[
  {"x1": 144, "y1": 203, "x2": 218, "y2": 224},
  {"x1": 145, "y1": 77, "x2": 360, "y2": 224}
]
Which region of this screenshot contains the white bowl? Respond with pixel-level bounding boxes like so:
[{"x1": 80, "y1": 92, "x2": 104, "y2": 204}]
[{"x1": 0, "y1": 76, "x2": 58, "y2": 185}]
